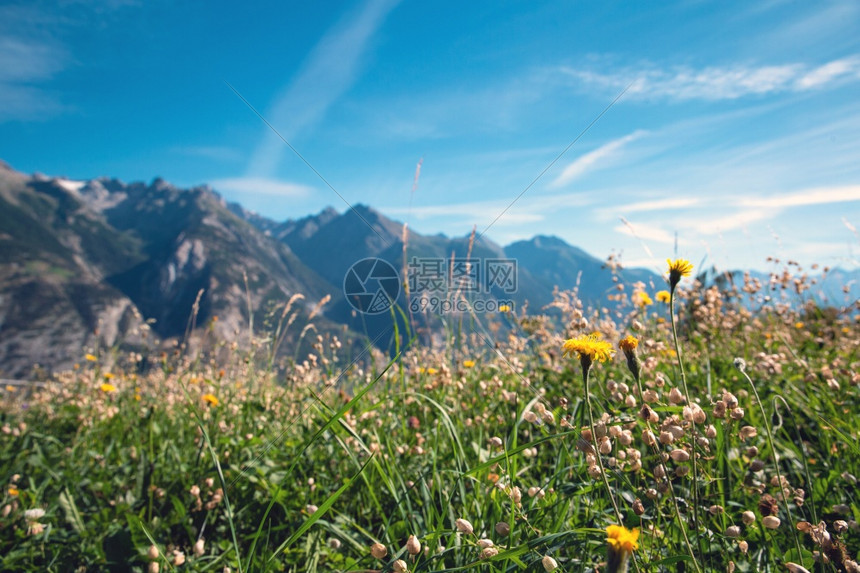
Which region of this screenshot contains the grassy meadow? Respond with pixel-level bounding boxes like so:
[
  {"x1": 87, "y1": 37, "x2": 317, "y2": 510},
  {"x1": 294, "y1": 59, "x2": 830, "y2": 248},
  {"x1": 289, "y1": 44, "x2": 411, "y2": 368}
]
[{"x1": 1, "y1": 260, "x2": 859, "y2": 572}]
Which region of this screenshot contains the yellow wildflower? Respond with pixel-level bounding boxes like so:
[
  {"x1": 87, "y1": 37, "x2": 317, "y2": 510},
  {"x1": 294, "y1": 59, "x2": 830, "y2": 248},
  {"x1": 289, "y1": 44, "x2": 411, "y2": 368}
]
[
  {"x1": 633, "y1": 291, "x2": 653, "y2": 307},
  {"x1": 794, "y1": 321, "x2": 804, "y2": 329},
  {"x1": 667, "y1": 258, "x2": 693, "y2": 290},
  {"x1": 562, "y1": 333, "x2": 615, "y2": 364},
  {"x1": 463, "y1": 360, "x2": 476, "y2": 368},
  {"x1": 606, "y1": 525, "x2": 639, "y2": 552},
  {"x1": 202, "y1": 393, "x2": 219, "y2": 407},
  {"x1": 618, "y1": 336, "x2": 640, "y2": 379},
  {"x1": 8, "y1": 487, "x2": 19, "y2": 496},
  {"x1": 606, "y1": 525, "x2": 639, "y2": 572},
  {"x1": 499, "y1": 304, "x2": 511, "y2": 312},
  {"x1": 85, "y1": 354, "x2": 97, "y2": 362},
  {"x1": 103, "y1": 372, "x2": 115, "y2": 380},
  {"x1": 656, "y1": 290, "x2": 671, "y2": 303},
  {"x1": 618, "y1": 335, "x2": 638, "y2": 352},
  {"x1": 100, "y1": 383, "x2": 117, "y2": 393}
]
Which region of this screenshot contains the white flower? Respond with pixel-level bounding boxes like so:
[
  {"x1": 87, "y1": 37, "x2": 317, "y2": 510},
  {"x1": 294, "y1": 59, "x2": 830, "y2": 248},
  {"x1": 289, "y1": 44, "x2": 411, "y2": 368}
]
[{"x1": 24, "y1": 508, "x2": 45, "y2": 521}]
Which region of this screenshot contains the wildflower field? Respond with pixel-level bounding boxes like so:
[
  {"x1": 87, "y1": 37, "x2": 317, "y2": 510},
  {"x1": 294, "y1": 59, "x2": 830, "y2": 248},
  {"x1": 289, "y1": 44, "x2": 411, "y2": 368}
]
[{"x1": 1, "y1": 260, "x2": 859, "y2": 572}]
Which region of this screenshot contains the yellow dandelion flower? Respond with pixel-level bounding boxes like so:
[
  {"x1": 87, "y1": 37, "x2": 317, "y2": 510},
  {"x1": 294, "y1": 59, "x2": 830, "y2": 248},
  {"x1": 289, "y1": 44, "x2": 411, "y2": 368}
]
[
  {"x1": 5, "y1": 385, "x2": 15, "y2": 393},
  {"x1": 499, "y1": 304, "x2": 511, "y2": 312},
  {"x1": 426, "y1": 367, "x2": 438, "y2": 375},
  {"x1": 103, "y1": 372, "x2": 115, "y2": 380},
  {"x1": 618, "y1": 335, "x2": 641, "y2": 379},
  {"x1": 606, "y1": 525, "x2": 639, "y2": 573},
  {"x1": 633, "y1": 291, "x2": 653, "y2": 307},
  {"x1": 618, "y1": 335, "x2": 638, "y2": 352},
  {"x1": 202, "y1": 393, "x2": 219, "y2": 407},
  {"x1": 656, "y1": 290, "x2": 671, "y2": 303},
  {"x1": 562, "y1": 333, "x2": 615, "y2": 364},
  {"x1": 667, "y1": 258, "x2": 693, "y2": 289},
  {"x1": 463, "y1": 360, "x2": 476, "y2": 368},
  {"x1": 100, "y1": 383, "x2": 117, "y2": 393},
  {"x1": 85, "y1": 353, "x2": 97, "y2": 362},
  {"x1": 8, "y1": 487, "x2": 19, "y2": 496},
  {"x1": 794, "y1": 321, "x2": 804, "y2": 329},
  {"x1": 606, "y1": 524, "x2": 639, "y2": 552}
]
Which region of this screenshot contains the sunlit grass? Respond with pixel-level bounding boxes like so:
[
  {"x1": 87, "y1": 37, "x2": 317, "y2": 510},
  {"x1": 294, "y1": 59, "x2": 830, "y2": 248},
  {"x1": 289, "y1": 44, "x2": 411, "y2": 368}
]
[{"x1": 1, "y1": 262, "x2": 858, "y2": 572}]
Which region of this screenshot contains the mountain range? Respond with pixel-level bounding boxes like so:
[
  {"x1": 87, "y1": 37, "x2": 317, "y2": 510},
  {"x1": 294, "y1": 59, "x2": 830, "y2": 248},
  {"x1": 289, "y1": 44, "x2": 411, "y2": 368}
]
[{"x1": 1, "y1": 161, "x2": 855, "y2": 378}]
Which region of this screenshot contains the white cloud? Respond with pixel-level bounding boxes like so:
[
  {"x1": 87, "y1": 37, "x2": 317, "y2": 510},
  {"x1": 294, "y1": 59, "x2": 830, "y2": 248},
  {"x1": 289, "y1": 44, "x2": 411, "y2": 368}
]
[
  {"x1": 551, "y1": 131, "x2": 646, "y2": 187},
  {"x1": 0, "y1": 37, "x2": 67, "y2": 121},
  {"x1": 246, "y1": 0, "x2": 400, "y2": 176},
  {"x1": 608, "y1": 197, "x2": 702, "y2": 216},
  {"x1": 796, "y1": 57, "x2": 860, "y2": 89},
  {"x1": 561, "y1": 56, "x2": 860, "y2": 102},
  {"x1": 614, "y1": 220, "x2": 675, "y2": 244},
  {"x1": 685, "y1": 208, "x2": 775, "y2": 235},
  {"x1": 211, "y1": 177, "x2": 312, "y2": 197},
  {"x1": 740, "y1": 185, "x2": 860, "y2": 208}
]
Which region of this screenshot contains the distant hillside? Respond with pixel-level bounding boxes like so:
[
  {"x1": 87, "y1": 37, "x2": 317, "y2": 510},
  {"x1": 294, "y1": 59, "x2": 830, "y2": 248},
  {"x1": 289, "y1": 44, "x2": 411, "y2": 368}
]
[
  {"x1": 4, "y1": 160, "x2": 853, "y2": 377},
  {"x1": 0, "y1": 162, "x2": 339, "y2": 377}
]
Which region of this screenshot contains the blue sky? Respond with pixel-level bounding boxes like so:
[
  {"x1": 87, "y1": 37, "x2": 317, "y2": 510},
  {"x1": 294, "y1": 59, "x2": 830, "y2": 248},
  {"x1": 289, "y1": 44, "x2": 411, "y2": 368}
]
[{"x1": 2, "y1": 1, "x2": 859, "y2": 272}]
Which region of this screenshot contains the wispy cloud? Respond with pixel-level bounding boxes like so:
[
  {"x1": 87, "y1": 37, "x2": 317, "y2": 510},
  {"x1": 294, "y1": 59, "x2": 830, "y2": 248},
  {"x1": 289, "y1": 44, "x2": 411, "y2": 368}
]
[
  {"x1": 551, "y1": 130, "x2": 646, "y2": 187},
  {"x1": 211, "y1": 177, "x2": 311, "y2": 197},
  {"x1": 604, "y1": 196, "x2": 701, "y2": 217},
  {"x1": 740, "y1": 185, "x2": 860, "y2": 208},
  {"x1": 0, "y1": 37, "x2": 67, "y2": 121},
  {"x1": 246, "y1": 0, "x2": 400, "y2": 177},
  {"x1": 614, "y1": 220, "x2": 676, "y2": 245},
  {"x1": 560, "y1": 56, "x2": 860, "y2": 101}
]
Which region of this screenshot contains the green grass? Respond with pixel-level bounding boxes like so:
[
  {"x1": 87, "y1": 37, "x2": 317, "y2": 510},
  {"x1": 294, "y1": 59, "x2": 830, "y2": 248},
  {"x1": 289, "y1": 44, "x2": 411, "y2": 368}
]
[{"x1": 1, "y1": 267, "x2": 858, "y2": 572}]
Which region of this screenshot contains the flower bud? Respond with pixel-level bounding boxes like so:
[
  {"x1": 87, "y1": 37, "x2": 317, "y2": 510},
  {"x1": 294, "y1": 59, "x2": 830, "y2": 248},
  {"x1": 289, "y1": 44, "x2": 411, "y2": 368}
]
[
  {"x1": 456, "y1": 518, "x2": 474, "y2": 534},
  {"x1": 762, "y1": 515, "x2": 781, "y2": 529},
  {"x1": 542, "y1": 555, "x2": 559, "y2": 571},
  {"x1": 406, "y1": 534, "x2": 421, "y2": 555},
  {"x1": 725, "y1": 525, "x2": 741, "y2": 538}
]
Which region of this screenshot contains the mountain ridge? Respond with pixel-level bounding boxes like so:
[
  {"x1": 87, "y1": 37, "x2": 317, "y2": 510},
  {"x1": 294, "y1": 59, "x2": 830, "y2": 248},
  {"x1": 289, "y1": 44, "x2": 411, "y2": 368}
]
[{"x1": 3, "y1": 162, "x2": 855, "y2": 377}]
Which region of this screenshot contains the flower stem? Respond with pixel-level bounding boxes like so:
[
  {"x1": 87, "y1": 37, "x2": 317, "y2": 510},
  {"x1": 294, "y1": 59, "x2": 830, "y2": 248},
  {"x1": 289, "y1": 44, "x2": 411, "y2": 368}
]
[
  {"x1": 737, "y1": 368, "x2": 805, "y2": 564},
  {"x1": 668, "y1": 289, "x2": 704, "y2": 563},
  {"x1": 631, "y1": 366, "x2": 702, "y2": 573},
  {"x1": 582, "y1": 362, "x2": 642, "y2": 573}
]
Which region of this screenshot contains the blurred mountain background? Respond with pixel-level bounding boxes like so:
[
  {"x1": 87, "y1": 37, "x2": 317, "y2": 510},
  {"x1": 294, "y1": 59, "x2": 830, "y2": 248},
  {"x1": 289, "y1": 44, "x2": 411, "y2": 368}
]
[{"x1": 1, "y1": 161, "x2": 856, "y2": 378}]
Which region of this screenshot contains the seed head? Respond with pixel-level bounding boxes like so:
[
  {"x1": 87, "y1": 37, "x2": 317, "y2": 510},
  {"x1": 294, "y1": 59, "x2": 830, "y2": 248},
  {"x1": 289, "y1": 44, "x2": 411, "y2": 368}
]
[
  {"x1": 762, "y1": 516, "x2": 781, "y2": 529},
  {"x1": 370, "y1": 542, "x2": 387, "y2": 559},
  {"x1": 542, "y1": 555, "x2": 559, "y2": 572},
  {"x1": 455, "y1": 518, "x2": 474, "y2": 534},
  {"x1": 406, "y1": 534, "x2": 421, "y2": 555}
]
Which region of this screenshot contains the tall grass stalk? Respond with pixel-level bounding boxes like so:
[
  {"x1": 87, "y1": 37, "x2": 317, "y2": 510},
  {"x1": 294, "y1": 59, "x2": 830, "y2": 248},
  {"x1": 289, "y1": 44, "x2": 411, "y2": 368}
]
[
  {"x1": 735, "y1": 360, "x2": 805, "y2": 565},
  {"x1": 668, "y1": 287, "x2": 704, "y2": 562},
  {"x1": 625, "y1": 344, "x2": 701, "y2": 573}
]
